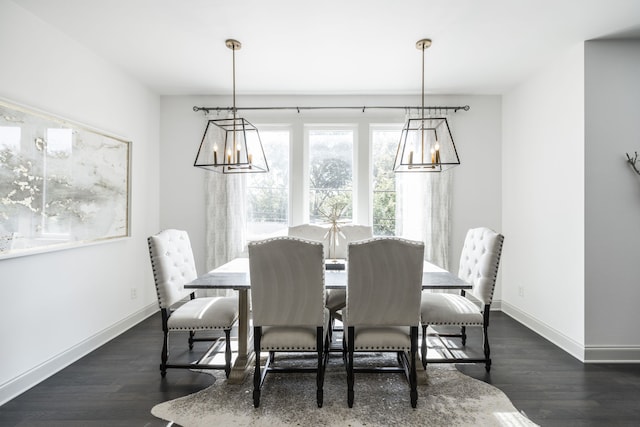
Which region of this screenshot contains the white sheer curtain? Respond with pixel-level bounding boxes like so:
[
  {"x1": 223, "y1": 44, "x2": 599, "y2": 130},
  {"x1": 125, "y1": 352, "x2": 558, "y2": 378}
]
[
  {"x1": 395, "y1": 111, "x2": 453, "y2": 271},
  {"x1": 205, "y1": 172, "x2": 247, "y2": 268}
]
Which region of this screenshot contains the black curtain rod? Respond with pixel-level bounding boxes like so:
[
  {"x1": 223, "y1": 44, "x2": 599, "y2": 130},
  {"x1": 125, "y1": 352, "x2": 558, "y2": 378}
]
[{"x1": 193, "y1": 105, "x2": 470, "y2": 114}]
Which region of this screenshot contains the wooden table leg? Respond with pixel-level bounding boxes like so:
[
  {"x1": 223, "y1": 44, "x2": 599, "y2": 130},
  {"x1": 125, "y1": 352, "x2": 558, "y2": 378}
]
[{"x1": 227, "y1": 289, "x2": 254, "y2": 384}]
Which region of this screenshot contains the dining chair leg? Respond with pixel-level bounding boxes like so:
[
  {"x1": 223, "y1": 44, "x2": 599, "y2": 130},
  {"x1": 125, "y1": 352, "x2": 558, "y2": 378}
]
[
  {"x1": 410, "y1": 326, "x2": 418, "y2": 408},
  {"x1": 482, "y1": 309, "x2": 491, "y2": 372},
  {"x1": 253, "y1": 326, "x2": 262, "y2": 408},
  {"x1": 347, "y1": 326, "x2": 355, "y2": 408},
  {"x1": 160, "y1": 310, "x2": 169, "y2": 377},
  {"x1": 316, "y1": 326, "x2": 324, "y2": 408},
  {"x1": 160, "y1": 331, "x2": 168, "y2": 378},
  {"x1": 342, "y1": 331, "x2": 348, "y2": 366},
  {"x1": 224, "y1": 328, "x2": 232, "y2": 378},
  {"x1": 421, "y1": 324, "x2": 428, "y2": 369}
]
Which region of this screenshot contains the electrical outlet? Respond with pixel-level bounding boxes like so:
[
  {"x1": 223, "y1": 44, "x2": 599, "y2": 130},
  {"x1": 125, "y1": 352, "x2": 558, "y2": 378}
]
[
  {"x1": 518, "y1": 286, "x2": 524, "y2": 297},
  {"x1": 130, "y1": 288, "x2": 137, "y2": 299}
]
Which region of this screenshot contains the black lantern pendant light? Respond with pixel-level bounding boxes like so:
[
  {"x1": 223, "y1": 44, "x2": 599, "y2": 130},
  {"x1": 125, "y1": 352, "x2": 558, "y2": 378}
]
[
  {"x1": 394, "y1": 39, "x2": 460, "y2": 172},
  {"x1": 194, "y1": 39, "x2": 268, "y2": 174}
]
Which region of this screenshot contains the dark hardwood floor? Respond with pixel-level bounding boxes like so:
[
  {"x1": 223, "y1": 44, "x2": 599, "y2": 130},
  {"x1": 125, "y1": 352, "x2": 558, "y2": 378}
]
[{"x1": 1, "y1": 311, "x2": 639, "y2": 426}]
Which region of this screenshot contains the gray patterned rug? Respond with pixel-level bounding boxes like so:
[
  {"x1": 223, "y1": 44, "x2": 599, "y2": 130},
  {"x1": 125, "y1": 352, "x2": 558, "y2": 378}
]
[{"x1": 152, "y1": 354, "x2": 538, "y2": 427}]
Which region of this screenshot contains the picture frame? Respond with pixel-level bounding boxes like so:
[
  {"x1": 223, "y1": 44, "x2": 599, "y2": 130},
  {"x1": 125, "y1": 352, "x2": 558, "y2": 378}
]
[{"x1": 0, "y1": 99, "x2": 131, "y2": 259}]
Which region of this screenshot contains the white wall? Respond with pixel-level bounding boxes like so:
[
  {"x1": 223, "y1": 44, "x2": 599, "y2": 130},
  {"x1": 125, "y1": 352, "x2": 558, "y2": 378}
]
[
  {"x1": 502, "y1": 44, "x2": 586, "y2": 360},
  {"x1": 160, "y1": 93, "x2": 502, "y2": 290},
  {"x1": 0, "y1": 0, "x2": 160, "y2": 403},
  {"x1": 584, "y1": 40, "x2": 640, "y2": 362}
]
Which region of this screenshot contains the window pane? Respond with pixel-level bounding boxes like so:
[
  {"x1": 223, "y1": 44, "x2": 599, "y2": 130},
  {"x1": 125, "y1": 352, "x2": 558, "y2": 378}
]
[
  {"x1": 308, "y1": 129, "x2": 353, "y2": 223},
  {"x1": 246, "y1": 129, "x2": 289, "y2": 239},
  {"x1": 372, "y1": 128, "x2": 400, "y2": 236}
]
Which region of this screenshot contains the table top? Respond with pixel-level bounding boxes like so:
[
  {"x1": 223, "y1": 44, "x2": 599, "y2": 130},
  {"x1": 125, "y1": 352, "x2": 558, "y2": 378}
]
[{"x1": 185, "y1": 258, "x2": 472, "y2": 290}]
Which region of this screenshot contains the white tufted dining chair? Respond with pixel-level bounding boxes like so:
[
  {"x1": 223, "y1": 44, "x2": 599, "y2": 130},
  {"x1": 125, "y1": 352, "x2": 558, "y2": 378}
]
[
  {"x1": 248, "y1": 237, "x2": 330, "y2": 408},
  {"x1": 148, "y1": 229, "x2": 238, "y2": 377},
  {"x1": 420, "y1": 227, "x2": 504, "y2": 371},
  {"x1": 345, "y1": 237, "x2": 424, "y2": 408}
]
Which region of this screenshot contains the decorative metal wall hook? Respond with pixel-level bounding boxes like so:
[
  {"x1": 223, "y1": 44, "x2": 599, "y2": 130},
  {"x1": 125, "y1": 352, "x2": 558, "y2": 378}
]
[{"x1": 626, "y1": 152, "x2": 640, "y2": 175}]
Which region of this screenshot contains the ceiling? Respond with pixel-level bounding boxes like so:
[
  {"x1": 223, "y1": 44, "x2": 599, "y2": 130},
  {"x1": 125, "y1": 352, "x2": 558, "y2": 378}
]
[{"x1": 14, "y1": 0, "x2": 640, "y2": 96}]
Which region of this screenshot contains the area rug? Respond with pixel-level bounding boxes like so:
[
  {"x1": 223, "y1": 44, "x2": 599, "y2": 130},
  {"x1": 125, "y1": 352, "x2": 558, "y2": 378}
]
[{"x1": 152, "y1": 354, "x2": 538, "y2": 427}]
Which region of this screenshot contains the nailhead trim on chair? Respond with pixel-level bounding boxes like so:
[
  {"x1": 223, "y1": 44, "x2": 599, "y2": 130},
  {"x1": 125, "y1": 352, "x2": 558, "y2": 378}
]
[
  {"x1": 169, "y1": 326, "x2": 229, "y2": 331},
  {"x1": 261, "y1": 346, "x2": 317, "y2": 351},
  {"x1": 355, "y1": 346, "x2": 411, "y2": 350},
  {"x1": 426, "y1": 321, "x2": 484, "y2": 326},
  {"x1": 147, "y1": 237, "x2": 165, "y2": 311}
]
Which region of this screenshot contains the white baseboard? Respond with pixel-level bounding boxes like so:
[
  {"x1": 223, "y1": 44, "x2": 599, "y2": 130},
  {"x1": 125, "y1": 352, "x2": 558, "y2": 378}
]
[
  {"x1": 500, "y1": 301, "x2": 585, "y2": 362},
  {"x1": 501, "y1": 302, "x2": 640, "y2": 363},
  {"x1": 584, "y1": 346, "x2": 640, "y2": 363},
  {"x1": 0, "y1": 303, "x2": 157, "y2": 406}
]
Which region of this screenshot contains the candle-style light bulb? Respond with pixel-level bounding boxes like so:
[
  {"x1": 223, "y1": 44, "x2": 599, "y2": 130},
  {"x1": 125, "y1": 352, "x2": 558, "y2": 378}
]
[{"x1": 213, "y1": 144, "x2": 218, "y2": 165}]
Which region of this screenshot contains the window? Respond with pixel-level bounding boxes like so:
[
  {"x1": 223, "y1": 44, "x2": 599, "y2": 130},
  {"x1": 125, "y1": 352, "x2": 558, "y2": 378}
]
[
  {"x1": 246, "y1": 128, "x2": 290, "y2": 239},
  {"x1": 371, "y1": 127, "x2": 401, "y2": 236},
  {"x1": 308, "y1": 128, "x2": 354, "y2": 223}
]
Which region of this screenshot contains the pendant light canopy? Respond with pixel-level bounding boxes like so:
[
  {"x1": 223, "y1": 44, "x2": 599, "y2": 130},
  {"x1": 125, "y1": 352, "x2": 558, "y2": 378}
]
[
  {"x1": 194, "y1": 39, "x2": 268, "y2": 174},
  {"x1": 394, "y1": 39, "x2": 460, "y2": 173}
]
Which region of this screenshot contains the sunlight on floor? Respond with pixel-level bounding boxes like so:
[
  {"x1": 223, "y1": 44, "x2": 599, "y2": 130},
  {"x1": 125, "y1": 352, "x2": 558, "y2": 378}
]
[{"x1": 493, "y1": 411, "x2": 538, "y2": 426}]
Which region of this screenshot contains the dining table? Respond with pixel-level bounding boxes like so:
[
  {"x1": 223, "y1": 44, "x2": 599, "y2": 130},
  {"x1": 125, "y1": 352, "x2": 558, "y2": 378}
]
[{"x1": 185, "y1": 257, "x2": 472, "y2": 384}]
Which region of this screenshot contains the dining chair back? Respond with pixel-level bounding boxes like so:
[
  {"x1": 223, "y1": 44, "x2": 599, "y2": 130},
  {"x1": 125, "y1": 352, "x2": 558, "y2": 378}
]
[
  {"x1": 150, "y1": 229, "x2": 197, "y2": 310},
  {"x1": 250, "y1": 237, "x2": 326, "y2": 327},
  {"x1": 332, "y1": 224, "x2": 373, "y2": 259},
  {"x1": 287, "y1": 224, "x2": 329, "y2": 257},
  {"x1": 459, "y1": 228, "x2": 503, "y2": 306}
]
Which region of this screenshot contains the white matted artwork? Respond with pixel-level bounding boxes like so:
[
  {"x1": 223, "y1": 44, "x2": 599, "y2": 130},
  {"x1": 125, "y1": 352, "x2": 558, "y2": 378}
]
[{"x1": 0, "y1": 99, "x2": 131, "y2": 259}]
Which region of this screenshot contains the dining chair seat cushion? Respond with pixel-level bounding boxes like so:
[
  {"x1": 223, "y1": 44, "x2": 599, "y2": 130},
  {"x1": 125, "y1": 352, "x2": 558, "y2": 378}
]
[
  {"x1": 420, "y1": 293, "x2": 484, "y2": 326},
  {"x1": 345, "y1": 325, "x2": 412, "y2": 351},
  {"x1": 167, "y1": 296, "x2": 239, "y2": 331},
  {"x1": 326, "y1": 289, "x2": 346, "y2": 312},
  {"x1": 260, "y1": 308, "x2": 330, "y2": 351}
]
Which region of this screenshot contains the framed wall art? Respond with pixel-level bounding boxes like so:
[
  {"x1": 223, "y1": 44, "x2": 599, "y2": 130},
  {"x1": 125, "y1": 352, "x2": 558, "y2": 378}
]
[{"x1": 0, "y1": 99, "x2": 131, "y2": 259}]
